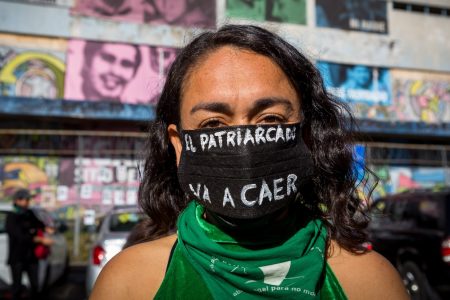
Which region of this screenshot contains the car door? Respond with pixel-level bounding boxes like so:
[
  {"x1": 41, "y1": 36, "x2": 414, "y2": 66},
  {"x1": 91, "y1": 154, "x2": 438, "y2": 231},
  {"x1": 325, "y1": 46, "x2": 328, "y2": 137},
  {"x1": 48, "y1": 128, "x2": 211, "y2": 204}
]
[
  {"x1": 32, "y1": 208, "x2": 67, "y2": 286},
  {"x1": 0, "y1": 210, "x2": 11, "y2": 290}
]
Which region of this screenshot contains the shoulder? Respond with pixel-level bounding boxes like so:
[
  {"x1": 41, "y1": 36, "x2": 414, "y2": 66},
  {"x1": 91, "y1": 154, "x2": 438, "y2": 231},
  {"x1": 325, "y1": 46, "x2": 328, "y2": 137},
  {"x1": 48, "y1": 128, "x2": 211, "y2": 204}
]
[
  {"x1": 90, "y1": 234, "x2": 177, "y2": 300},
  {"x1": 327, "y1": 240, "x2": 409, "y2": 300}
]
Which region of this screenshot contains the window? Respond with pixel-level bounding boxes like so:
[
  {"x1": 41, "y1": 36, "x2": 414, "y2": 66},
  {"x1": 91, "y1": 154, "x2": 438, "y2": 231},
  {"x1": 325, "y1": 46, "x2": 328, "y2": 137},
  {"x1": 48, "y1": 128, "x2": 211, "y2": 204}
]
[
  {"x1": 109, "y1": 212, "x2": 146, "y2": 232},
  {"x1": 393, "y1": 1, "x2": 449, "y2": 17}
]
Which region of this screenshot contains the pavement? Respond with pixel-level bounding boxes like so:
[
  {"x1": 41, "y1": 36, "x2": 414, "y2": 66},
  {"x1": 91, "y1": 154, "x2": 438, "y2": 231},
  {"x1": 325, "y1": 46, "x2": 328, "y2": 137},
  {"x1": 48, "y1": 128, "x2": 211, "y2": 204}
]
[{"x1": 0, "y1": 265, "x2": 87, "y2": 300}]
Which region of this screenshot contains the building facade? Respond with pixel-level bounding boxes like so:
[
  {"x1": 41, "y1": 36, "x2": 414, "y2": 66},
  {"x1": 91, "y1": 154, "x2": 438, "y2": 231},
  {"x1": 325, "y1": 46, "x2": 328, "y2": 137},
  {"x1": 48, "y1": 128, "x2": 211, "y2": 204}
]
[{"x1": 1, "y1": 0, "x2": 449, "y2": 215}]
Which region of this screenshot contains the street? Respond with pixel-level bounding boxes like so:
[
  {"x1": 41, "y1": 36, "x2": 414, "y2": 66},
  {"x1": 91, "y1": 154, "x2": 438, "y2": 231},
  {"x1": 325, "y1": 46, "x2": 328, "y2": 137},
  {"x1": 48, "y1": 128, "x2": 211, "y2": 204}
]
[
  {"x1": 47, "y1": 266, "x2": 87, "y2": 300},
  {"x1": 0, "y1": 266, "x2": 87, "y2": 300}
]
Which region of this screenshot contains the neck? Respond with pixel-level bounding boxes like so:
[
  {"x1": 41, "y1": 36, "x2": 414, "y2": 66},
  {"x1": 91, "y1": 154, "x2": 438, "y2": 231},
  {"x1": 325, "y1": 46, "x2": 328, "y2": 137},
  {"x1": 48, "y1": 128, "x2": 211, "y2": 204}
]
[{"x1": 204, "y1": 203, "x2": 310, "y2": 248}]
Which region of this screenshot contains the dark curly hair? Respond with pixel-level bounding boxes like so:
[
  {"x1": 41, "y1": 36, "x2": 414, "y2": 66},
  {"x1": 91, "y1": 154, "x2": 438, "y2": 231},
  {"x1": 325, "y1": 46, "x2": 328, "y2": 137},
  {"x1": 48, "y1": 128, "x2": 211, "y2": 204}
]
[{"x1": 139, "y1": 24, "x2": 371, "y2": 253}]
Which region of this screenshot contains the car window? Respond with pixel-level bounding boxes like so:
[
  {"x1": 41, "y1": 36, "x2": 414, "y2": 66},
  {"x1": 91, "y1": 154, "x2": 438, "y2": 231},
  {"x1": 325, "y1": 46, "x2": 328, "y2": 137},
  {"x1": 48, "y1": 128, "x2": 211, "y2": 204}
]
[
  {"x1": 417, "y1": 197, "x2": 440, "y2": 230},
  {"x1": 97, "y1": 217, "x2": 104, "y2": 233},
  {"x1": 109, "y1": 212, "x2": 146, "y2": 232},
  {"x1": 388, "y1": 198, "x2": 417, "y2": 228},
  {"x1": 0, "y1": 211, "x2": 9, "y2": 234}
]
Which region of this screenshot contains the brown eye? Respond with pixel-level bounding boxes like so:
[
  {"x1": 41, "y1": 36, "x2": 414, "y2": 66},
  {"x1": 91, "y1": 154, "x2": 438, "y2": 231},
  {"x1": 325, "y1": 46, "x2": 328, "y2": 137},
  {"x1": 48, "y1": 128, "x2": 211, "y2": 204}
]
[
  {"x1": 200, "y1": 119, "x2": 225, "y2": 128},
  {"x1": 260, "y1": 115, "x2": 286, "y2": 124}
]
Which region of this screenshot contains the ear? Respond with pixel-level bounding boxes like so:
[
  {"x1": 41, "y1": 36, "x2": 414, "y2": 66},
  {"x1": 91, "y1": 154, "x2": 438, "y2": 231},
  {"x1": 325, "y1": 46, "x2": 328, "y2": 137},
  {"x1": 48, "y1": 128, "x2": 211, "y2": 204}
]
[{"x1": 168, "y1": 124, "x2": 182, "y2": 166}]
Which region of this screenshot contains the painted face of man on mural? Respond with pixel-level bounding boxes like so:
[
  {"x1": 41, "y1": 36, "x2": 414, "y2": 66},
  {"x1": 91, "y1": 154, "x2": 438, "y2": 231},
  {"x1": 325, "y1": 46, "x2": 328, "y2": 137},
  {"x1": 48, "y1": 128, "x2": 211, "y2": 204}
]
[{"x1": 82, "y1": 42, "x2": 141, "y2": 101}]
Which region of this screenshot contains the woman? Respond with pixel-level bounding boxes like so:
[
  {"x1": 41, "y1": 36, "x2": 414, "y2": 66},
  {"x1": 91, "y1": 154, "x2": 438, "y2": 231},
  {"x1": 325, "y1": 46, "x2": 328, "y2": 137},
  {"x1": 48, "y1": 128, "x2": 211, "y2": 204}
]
[{"x1": 91, "y1": 25, "x2": 408, "y2": 299}]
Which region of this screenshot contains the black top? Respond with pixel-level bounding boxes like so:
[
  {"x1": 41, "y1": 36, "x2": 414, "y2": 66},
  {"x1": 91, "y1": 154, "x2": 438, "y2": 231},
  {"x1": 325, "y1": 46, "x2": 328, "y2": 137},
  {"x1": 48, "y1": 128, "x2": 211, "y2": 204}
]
[{"x1": 5, "y1": 208, "x2": 45, "y2": 264}]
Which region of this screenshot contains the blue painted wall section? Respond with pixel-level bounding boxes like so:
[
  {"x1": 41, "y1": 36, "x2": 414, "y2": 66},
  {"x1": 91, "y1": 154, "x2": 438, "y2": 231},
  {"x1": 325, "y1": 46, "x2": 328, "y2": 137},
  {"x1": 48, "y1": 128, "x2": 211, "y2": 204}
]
[{"x1": 0, "y1": 96, "x2": 154, "y2": 121}]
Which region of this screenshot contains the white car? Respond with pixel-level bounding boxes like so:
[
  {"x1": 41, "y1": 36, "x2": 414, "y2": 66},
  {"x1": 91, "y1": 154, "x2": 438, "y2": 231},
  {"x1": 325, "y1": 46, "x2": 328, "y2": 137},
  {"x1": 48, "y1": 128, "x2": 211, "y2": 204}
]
[
  {"x1": 86, "y1": 206, "x2": 146, "y2": 295},
  {"x1": 0, "y1": 203, "x2": 69, "y2": 292}
]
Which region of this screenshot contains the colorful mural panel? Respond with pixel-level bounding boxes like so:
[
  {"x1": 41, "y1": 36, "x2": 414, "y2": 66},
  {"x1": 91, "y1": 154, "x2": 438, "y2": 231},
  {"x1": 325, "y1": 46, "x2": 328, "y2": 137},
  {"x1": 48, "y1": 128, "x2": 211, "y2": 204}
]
[
  {"x1": 0, "y1": 156, "x2": 141, "y2": 212},
  {"x1": 371, "y1": 166, "x2": 447, "y2": 200},
  {"x1": 226, "y1": 0, "x2": 307, "y2": 25},
  {"x1": 0, "y1": 47, "x2": 65, "y2": 98},
  {"x1": 64, "y1": 40, "x2": 178, "y2": 104},
  {"x1": 390, "y1": 70, "x2": 450, "y2": 123},
  {"x1": 316, "y1": 0, "x2": 387, "y2": 34},
  {"x1": 345, "y1": 70, "x2": 450, "y2": 123},
  {"x1": 72, "y1": 0, "x2": 216, "y2": 28}
]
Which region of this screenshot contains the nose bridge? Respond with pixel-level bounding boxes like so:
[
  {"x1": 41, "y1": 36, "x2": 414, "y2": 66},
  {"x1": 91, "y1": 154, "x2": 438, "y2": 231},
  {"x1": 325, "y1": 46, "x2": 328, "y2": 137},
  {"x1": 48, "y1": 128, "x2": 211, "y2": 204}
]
[
  {"x1": 110, "y1": 59, "x2": 123, "y2": 74},
  {"x1": 230, "y1": 101, "x2": 256, "y2": 126}
]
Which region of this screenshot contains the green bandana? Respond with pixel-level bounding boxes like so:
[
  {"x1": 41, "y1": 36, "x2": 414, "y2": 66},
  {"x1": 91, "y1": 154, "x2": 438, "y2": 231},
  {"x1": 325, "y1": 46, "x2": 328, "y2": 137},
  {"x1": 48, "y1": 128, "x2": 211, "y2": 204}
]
[{"x1": 176, "y1": 201, "x2": 328, "y2": 299}]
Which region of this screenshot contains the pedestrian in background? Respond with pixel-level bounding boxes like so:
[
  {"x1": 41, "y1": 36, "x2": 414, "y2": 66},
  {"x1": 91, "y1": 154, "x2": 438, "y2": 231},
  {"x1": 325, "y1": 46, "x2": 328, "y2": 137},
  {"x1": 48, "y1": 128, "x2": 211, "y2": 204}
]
[{"x1": 5, "y1": 189, "x2": 53, "y2": 300}]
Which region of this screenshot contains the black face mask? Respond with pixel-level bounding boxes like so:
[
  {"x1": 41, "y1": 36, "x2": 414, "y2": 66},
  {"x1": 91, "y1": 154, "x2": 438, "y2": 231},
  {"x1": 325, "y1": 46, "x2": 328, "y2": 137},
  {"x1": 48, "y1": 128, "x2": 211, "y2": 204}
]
[{"x1": 177, "y1": 123, "x2": 314, "y2": 220}]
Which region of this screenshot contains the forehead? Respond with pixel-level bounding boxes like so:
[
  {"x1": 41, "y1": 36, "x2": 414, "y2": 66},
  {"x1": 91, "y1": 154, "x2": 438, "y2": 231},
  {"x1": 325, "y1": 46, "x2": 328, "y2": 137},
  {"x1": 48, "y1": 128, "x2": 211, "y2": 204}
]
[
  {"x1": 99, "y1": 44, "x2": 137, "y2": 59},
  {"x1": 181, "y1": 46, "x2": 298, "y2": 113}
]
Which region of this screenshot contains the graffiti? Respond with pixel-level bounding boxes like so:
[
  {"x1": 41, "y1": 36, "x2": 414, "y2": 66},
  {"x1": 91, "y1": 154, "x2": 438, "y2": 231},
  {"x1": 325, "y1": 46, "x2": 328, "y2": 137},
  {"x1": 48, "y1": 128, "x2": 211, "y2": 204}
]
[
  {"x1": 72, "y1": 0, "x2": 215, "y2": 28},
  {"x1": 226, "y1": 0, "x2": 307, "y2": 24},
  {"x1": 393, "y1": 79, "x2": 450, "y2": 123},
  {"x1": 317, "y1": 66, "x2": 450, "y2": 124},
  {"x1": 0, "y1": 47, "x2": 65, "y2": 98},
  {"x1": 354, "y1": 76, "x2": 450, "y2": 123},
  {"x1": 65, "y1": 40, "x2": 178, "y2": 104},
  {"x1": 371, "y1": 166, "x2": 447, "y2": 200},
  {"x1": 59, "y1": 158, "x2": 140, "y2": 207},
  {"x1": 0, "y1": 156, "x2": 141, "y2": 213},
  {"x1": 0, "y1": 157, "x2": 58, "y2": 201}
]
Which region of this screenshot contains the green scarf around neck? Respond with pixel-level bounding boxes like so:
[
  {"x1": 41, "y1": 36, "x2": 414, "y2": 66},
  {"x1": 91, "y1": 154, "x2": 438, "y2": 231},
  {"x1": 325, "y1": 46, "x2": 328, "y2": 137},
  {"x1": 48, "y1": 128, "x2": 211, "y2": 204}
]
[{"x1": 176, "y1": 201, "x2": 328, "y2": 299}]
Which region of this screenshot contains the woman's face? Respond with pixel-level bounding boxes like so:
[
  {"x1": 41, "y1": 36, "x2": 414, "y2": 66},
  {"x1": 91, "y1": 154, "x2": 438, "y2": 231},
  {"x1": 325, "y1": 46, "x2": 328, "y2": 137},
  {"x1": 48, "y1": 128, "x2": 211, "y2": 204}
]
[
  {"x1": 154, "y1": 0, "x2": 187, "y2": 22},
  {"x1": 168, "y1": 46, "x2": 301, "y2": 164}
]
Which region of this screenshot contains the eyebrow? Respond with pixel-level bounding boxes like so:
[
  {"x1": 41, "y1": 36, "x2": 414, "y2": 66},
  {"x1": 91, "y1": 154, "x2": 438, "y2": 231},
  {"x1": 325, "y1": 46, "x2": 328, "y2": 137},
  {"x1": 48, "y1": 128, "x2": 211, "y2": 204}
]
[
  {"x1": 247, "y1": 97, "x2": 294, "y2": 119},
  {"x1": 189, "y1": 97, "x2": 294, "y2": 117},
  {"x1": 190, "y1": 102, "x2": 233, "y2": 115}
]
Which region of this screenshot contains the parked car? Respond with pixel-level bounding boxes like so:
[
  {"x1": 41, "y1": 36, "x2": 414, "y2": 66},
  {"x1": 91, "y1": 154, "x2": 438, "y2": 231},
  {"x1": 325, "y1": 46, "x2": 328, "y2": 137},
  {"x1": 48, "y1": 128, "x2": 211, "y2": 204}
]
[
  {"x1": 368, "y1": 188, "x2": 450, "y2": 300},
  {"x1": 86, "y1": 206, "x2": 146, "y2": 295},
  {"x1": 0, "y1": 203, "x2": 69, "y2": 293}
]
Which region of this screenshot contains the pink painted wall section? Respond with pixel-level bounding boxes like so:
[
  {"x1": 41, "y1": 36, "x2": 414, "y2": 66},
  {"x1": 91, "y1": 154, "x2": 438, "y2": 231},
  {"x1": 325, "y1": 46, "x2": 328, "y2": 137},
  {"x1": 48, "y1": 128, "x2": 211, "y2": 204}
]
[
  {"x1": 72, "y1": 0, "x2": 216, "y2": 28},
  {"x1": 64, "y1": 39, "x2": 178, "y2": 104}
]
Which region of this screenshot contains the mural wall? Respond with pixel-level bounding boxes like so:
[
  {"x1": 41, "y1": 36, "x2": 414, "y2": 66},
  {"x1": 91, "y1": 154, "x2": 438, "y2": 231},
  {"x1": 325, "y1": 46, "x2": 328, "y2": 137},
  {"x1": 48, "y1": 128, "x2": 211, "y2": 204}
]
[
  {"x1": 0, "y1": 156, "x2": 141, "y2": 213},
  {"x1": 0, "y1": 1, "x2": 447, "y2": 124},
  {"x1": 0, "y1": 46, "x2": 65, "y2": 98},
  {"x1": 318, "y1": 64, "x2": 450, "y2": 123},
  {"x1": 1, "y1": 0, "x2": 449, "y2": 210},
  {"x1": 353, "y1": 70, "x2": 450, "y2": 123}
]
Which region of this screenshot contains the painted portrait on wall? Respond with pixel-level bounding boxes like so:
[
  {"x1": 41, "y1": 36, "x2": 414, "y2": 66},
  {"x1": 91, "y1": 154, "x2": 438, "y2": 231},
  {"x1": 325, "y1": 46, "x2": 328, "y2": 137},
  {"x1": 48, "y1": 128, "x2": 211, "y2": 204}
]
[
  {"x1": 317, "y1": 61, "x2": 391, "y2": 106},
  {"x1": 226, "y1": 0, "x2": 306, "y2": 25},
  {"x1": 316, "y1": 0, "x2": 387, "y2": 34},
  {"x1": 72, "y1": 0, "x2": 216, "y2": 28},
  {"x1": 64, "y1": 40, "x2": 178, "y2": 104}
]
